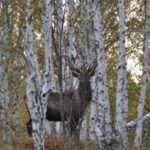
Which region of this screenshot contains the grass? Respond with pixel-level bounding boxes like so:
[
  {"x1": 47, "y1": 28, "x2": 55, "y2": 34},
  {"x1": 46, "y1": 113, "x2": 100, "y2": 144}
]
[{"x1": 1, "y1": 138, "x2": 150, "y2": 150}]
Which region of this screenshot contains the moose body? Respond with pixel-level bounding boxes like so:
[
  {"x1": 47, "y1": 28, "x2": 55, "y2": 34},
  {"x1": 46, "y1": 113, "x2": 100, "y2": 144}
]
[
  {"x1": 26, "y1": 60, "x2": 96, "y2": 136},
  {"x1": 46, "y1": 91, "x2": 83, "y2": 122}
]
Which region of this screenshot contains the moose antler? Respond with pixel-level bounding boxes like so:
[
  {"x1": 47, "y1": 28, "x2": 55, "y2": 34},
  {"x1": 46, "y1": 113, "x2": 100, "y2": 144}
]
[
  {"x1": 87, "y1": 60, "x2": 97, "y2": 77},
  {"x1": 64, "y1": 55, "x2": 97, "y2": 78},
  {"x1": 64, "y1": 55, "x2": 81, "y2": 78}
]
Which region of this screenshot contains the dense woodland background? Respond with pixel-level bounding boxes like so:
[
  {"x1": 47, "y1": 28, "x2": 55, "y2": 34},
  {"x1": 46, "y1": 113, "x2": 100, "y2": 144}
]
[{"x1": 0, "y1": 0, "x2": 150, "y2": 150}]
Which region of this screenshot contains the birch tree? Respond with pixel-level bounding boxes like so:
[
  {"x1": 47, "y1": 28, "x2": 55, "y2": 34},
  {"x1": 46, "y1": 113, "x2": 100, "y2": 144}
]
[
  {"x1": 42, "y1": 0, "x2": 54, "y2": 136},
  {"x1": 79, "y1": 0, "x2": 87, "y2": 57},
  {"x1": 0, "y1": 0, "x2": 11, "y2": 143},
  {"x1": 55, "y1": 0, "x2": 66, "y2": 90},
  {"x1": 115, "y1": 0, "x2": 128, "y2": 148},
  {"x1": 66, "y1": 0, "x2": 78, "y2": 90},
  {"x1": 12, "y1": 71, "x2": 20, "y2": 136},
  {"x1": 134, "y1": 0, "x2": 150, "y2": 149},
  {"x1": 42, "y1": 0, "x2": 54, "y2": 92},
  {"x1": 92, "y1": 0, "x2": 112, "y2": 149},
  {"x1": 67, "y1": 0, "x2": 77, "y2": 60},
  {"x1": 25, "y1": 0, "x2": 54, "y2": 149},
  {"x1": 25, "y1": 0, "x2": 43, "y2": 148},
  {"x1": 0, "y1": 60, "x2": 9, "y2": 143},
  {"x1": 89, "y1": 101, "x2": 97, "y2": 140}
]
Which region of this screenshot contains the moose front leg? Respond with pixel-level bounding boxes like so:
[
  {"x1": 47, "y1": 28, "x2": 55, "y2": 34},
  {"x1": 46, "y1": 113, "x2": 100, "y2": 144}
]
[{"x1": 64, "y1": 118, "x2": 81, "y2": 150}]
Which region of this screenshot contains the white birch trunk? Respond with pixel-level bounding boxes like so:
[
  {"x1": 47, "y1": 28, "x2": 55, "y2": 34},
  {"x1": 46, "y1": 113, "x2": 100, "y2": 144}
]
[
  {"x1": 42, "y1": 0, "x2": 54, "y2": 137},
  {"x1": 56, "y1": 122, "x2": 63, "y2": 135},
  {"x1": 52, "y1": 0, "x2": 65, "y2": 91},
  {"x1": 0, "y1": 1, "x2": 10, "y2": 143},
  {"x1": 115, "y1": 0, "x2": 128, "y2": 148},
  {"x1": 89, "y1": 77, "x2": 97, "y2": 141},
  {"x1": 67, "y1": 0, "x2": 77, "y2": 59},
  {"x1": 89, "y1": 102, "x2": 97, "y2": 140},
  {"x1": 12, "y1": 72, "x2": 20, "y2": 136},
  {"x1": 79, "y1": 0, "x2": 86, "y2": 54},
  {"x1": 92, "y1": 0, "x2": 112, "y2": 148},
  {"x1": 66, "y1": 0, "x2": 78, "y2": 89},
  {"x1": 56, "y1": 0, "x2": 66, "y2": 90},
  {"x1": 25, "y1": 0, "x2": 45, "y2": 149},
  {"x1": 25, "y1": 0, "x2": 54, "y2": 149},
  {"x1": 134, "y1": 0, "x2": 150, "y2": 149},
  {"x1": 54, "y1": 0, "x2": 67, "y2": 136},
  {"x1": 0, "y1": 63, "x2": 9, "y2": 143},
  {"x1": 42, "y1": 0, "x2": 54, "y2": 93}
]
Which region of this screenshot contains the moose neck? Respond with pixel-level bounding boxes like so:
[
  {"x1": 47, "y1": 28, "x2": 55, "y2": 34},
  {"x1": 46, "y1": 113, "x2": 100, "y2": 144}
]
[{"x1": 78, "y1": 80, "x2": 92, "y2": 104}]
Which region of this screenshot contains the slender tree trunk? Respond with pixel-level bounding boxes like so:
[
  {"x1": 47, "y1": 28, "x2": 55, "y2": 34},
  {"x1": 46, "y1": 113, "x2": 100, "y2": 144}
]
[
  {"x1": 42, "y1": 0, "x2": 55, "y2": 92},
  {"x1": 134, "y1": 0, "x2": 150, "y2": 149},
  {"x1": 89, "y1": 102, "x2": 97, "y2": 141},
  {"x1": 0, "y1": 0, "x2": 11, "y2": 144},
  {"x1": 66, "y1": 0, "x2": 78, "y2": 89},
  {"x1": 55, "y1": 0, "x2": 66, "y2": 90},
  {"x1": 0, "y1": 64, "x2": 9, "y2": 143},
  {"x1": 90, "y1": 76, "x2": 97, "y2": 141},
  {"x1": 25, "y1": 0, "x2": 55, "y2": 149},
  {"x1": 79, "y1": 0, "x2": 87, "y2": 56},
  {"x1": 65, "y1": 1, "x2": 80, "y2": 150},
  {"x1": 42, "y1": 0, "x2": 54, "y2": 138},
  {"x1": 67, "y1": 0, "x2": 77, "y2": 60},
  {"x1": 25, "y1": 0, "x2": 45, "y2": 149},
  {"x1": 92, "y1": 0, "x2": 112, "y2": 149},
  {"x1": 56, "y1": 122, "x2": 63, "y2": 136},
  {"x1": 12, "y1": 72, "x2": 20, "y2": 136},
  {"x1": 115, "y1": 0, "x2": 128, "y2": 149},
  {"x1": 55, "y1": 0, "x2": 66, "y2": 137},
  {"x1": 85, "y1": 110, "x2": 90, "y2": 140}
]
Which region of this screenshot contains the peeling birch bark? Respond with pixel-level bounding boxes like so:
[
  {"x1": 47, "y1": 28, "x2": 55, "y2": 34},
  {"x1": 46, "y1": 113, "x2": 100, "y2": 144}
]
[
  {"x1": 66, "y1": 0, "x2": 78, "y2": 89},
  {"x1": 25, "y1": 0, "x2": 54, "y2": 149},
  {"x1": 42, "y1": 0, "x2": 55, "y2": 137},
  {"x1": 0, "y1": 1, "x2": 10, "y2": 144},
  {"x1": 25, "y1": 0, "x2": 44, "y2": 149},
  {"x1": 55, "y1": 0, "x2": 66, "y2": 90},
  {"x1": 42, "y1": 0, "x2": 54, "y2": 93},
  {"x1": 67, "y1": 0, "x2": 77, "y2": 59},
  {"x1": 115, "y1": 0, "x2": 128, "y2": 148},
  {"x1": 134, "y1": 0, "x2": 150, "y2": 149},
  {"x1": 92, "y1": 0, "x2": 112, "y2": 148},
  {"x1": 12, "y1": 72, "x2": 20, "y2": 136},
  {"x1": 0, "y1": 63, "x2": 9, "y2": 143},
  {"x1": 89, "y1": 101, "x2": 97, "y2": 140}
]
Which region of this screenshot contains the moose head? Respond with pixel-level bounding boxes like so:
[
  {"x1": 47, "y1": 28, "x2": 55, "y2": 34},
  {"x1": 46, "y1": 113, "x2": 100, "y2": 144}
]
[{"x1": 67, "y1": 58, "x2": 97, "y2": 102}]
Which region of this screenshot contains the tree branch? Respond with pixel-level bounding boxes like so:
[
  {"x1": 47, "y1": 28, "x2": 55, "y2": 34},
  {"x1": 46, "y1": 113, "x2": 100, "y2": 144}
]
[{"x1": 127, "y1": 112, "x2": 150, "y2": 129}]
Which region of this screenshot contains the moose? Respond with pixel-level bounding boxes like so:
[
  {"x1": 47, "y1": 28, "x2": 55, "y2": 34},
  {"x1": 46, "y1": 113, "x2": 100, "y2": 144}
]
[{"x1": 25, "y1": 59, "x2": 97, "y2": 136}]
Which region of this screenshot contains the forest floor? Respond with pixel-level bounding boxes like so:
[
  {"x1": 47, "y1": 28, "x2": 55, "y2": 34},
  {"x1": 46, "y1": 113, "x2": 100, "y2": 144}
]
[
  {"x1": 0, "y1": 139, "x2": 150, "y2": 150},
  {"x1": 0, "y1": 123, "x2": 150, "y2": 150},
  {"x1": 0, "y1": 138, "x2": 99, "y2": 150}
]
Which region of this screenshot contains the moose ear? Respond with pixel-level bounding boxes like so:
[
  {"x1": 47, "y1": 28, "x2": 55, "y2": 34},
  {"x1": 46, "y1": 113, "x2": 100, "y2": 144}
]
[{"x1": 87, "y1": 60, "x2": 97, "y2": 77}]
